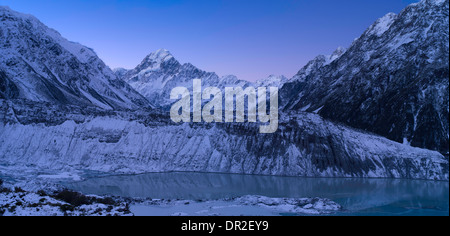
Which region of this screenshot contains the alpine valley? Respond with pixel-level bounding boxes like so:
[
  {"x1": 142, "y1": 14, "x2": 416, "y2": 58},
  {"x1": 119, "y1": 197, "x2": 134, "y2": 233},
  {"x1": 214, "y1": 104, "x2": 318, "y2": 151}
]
[{"x1": 0, "y1": 0, "x2": 448, "y2": 216}]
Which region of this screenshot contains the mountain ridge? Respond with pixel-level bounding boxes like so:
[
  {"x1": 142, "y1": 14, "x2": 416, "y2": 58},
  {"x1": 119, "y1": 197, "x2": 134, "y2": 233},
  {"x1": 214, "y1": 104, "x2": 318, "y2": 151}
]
[
  {"x1": 0, "y1": 6, "x2": 150, "y2": 110},
  {"x1": 118, "y1": 49, "x2": 255, "y2": 108},
  {"x1": 281, "y1": 0, "x2": 449, "y2": 154}
]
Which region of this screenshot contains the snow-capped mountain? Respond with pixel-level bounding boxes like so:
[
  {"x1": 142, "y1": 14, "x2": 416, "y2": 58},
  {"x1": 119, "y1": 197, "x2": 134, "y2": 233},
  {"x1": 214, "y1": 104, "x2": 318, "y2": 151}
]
[
  {"x1": 113, "y1": 68, "x2": 129, "y2": 81},
  {"x1": 0, "y1": 6, "x2": 150, "y2": 110},
  {"x1": 0, "y1": 3, "x2": 448, "y2": 182},
  {"x1": 293, "y1": 47, "x2": 346, "y2": 84},
  {"x1": 120, "y1": 49, "x2": 253, "y2": 108},
  {"x1": 281, "y1": 0, "x2": 449, "y2": 154},
  {"x1": 256, "y1": 75, "x2": 289, "y2": 88}
]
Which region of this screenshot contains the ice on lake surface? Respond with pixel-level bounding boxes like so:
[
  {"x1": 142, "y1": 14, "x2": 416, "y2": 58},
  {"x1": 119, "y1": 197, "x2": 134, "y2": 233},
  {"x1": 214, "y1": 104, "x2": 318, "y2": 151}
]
[{"x1": 65, "y1": 172, "x2": 449, "y2": 216}]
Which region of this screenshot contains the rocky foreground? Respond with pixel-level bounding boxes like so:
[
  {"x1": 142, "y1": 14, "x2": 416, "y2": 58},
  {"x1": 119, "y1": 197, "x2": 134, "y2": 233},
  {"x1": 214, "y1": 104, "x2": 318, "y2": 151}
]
[
  {"x1": 0, "y1": 179, "x2": 343, "y2": 216},
  {"x1": 0, "y1": 179, "x2": 132, "y2": 216}
]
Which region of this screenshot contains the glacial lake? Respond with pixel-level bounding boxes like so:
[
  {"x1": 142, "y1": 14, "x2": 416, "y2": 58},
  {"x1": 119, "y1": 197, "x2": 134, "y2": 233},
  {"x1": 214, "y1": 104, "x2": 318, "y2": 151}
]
[{"x1": 65, "y1": 172, "x2": 449, "y2": 216}]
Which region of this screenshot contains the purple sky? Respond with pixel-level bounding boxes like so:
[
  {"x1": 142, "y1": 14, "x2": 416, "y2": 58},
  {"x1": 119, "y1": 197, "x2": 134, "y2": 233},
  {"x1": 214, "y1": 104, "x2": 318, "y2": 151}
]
[{"x1": 1, "y1": 0, "x2": 418, "y2": 81}]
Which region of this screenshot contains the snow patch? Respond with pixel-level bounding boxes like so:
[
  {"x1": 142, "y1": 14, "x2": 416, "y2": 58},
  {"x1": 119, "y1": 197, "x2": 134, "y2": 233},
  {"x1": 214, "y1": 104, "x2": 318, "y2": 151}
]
[{"x1": 368, "y1": 13, "x2": 397, "y2": 37}]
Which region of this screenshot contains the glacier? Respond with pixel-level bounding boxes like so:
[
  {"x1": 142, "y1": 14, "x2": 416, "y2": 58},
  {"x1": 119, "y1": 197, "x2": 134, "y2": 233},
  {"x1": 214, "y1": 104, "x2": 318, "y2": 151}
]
[{"x1": 0, "y1": 100, "x2": 447, "y2": 180}]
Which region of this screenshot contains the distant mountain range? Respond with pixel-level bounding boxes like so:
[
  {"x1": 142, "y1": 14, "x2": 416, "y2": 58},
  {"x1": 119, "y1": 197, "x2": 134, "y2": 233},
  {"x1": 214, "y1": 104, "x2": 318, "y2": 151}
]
[
  {"x1": 0, "y1": 0, "x2": 448, "y2": 180},
  {"x1": 111, "y1": 0, "x2": 449, "y2": 155},
  {"x1": 114, "y1": 49, "x2": 254, "y2": 109}
]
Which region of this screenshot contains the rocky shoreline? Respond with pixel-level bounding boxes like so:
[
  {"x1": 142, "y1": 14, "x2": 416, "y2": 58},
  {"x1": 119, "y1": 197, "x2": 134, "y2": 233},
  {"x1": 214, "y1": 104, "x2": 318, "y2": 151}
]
[{"x1": 0, "y1": 178, "x2": 343, "y2": 216}]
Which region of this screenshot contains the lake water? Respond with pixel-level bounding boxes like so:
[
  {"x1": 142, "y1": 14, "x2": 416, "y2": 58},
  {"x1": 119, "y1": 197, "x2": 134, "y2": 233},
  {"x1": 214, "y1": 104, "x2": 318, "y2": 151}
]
[{"x1": 65, "y1": 172, "x2": 449, "y2": 216}]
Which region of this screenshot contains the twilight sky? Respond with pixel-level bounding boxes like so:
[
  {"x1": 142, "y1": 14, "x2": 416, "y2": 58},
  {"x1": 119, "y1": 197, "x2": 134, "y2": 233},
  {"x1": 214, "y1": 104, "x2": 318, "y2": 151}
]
[{"x1": 0, "y1": 0, "x2": 418, "y2": 81}]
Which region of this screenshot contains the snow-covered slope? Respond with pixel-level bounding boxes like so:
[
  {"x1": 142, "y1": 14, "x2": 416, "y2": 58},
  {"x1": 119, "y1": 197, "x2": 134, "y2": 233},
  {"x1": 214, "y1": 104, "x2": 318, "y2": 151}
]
[
  {"x1": 281, "y1": 0, "x2": 449, "y2": 154},
  {"x1": 113, "y1": 68, "x2": 129, "y2": 81},
  {"x1": 121, "y1": 49, "x2": 254, "y2": 108},
  {"x1": 0, "y1": 101, "x2": 447, "y2": 180},
  {"x1": 0, "y1": 6, "x2": 149, "y2": 110},
  {"x1": 256, "y1": 75, "x2": 289, "y2": 88}
]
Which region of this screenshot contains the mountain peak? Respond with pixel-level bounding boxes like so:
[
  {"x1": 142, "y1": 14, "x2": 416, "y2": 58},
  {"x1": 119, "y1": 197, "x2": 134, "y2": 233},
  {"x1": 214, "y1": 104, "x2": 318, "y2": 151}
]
[
  {"x1": 0, "y1": 5, "x2": 11, "y2": 11},
  {"x1": 0, "y1": 6, "x2": 149, "y2": 110},
  {"x1": 1, "y1": 5, "x2": 25, "y2": 16},
  {"x1": 283, "y1": 0, "x2": 449, "y2": 154},
  {"x1": 0, "y1": 6, "x2": 39, "y2": 27},
  {"x1": 146, "y1": 49, "x2": 174, "y2": 64},
  {"x1": 332, "y1": 46, "x2": 346, "y2": 55},
  {"x1": 329, "y1": 46, "x2": 346, "y2": 62},
  {"x1": 256, "y1": 74, "x2": 288, "y2": 87},
  {"x1": 414, "y1": 0, "x2": 447, "y2": 7},
  {"x1": 132, "y1": 49, "x2": 179, "y2": 74},
  {"x1": 267, "y1": 74, "x2": 288, "y2": 80},
  {"x1": 113, "y1": 68, "x2": 129, "y2": 80}
]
